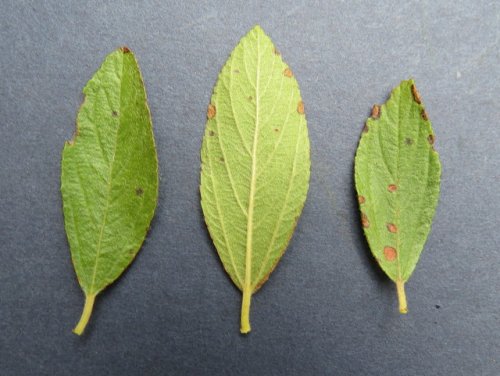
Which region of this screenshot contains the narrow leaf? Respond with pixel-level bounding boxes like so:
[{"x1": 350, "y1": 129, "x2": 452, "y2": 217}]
[
  {"x1": 61, "y1": 47, "x2": 158, "y2": 334},
  {"x1": 354, "y1": 79, "x2": 441, "y2": 313},
  {"x1": 200, "y1": 25, "x2": 310, "y2": 333}
]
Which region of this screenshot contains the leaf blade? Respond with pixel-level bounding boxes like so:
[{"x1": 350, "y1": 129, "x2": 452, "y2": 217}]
[
  {"x1": 61, "y1": 47, "x2": 158, "y2": 334},
  {"x1": 200, "y1": 25, "x2": 310, "y2": 332},
  {"x1": 354, "y1": 79, "x2": 441, "y2": 312}
]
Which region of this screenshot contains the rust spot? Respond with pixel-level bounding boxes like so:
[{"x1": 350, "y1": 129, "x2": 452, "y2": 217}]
[
  {"x1": 283, "y1": 68, "x2": 293, "y2": 78},
  {"x1": 387, "y1": 223, "x2": 398, "y2": 233},
  {"x1": 358, "y1": 195, "x2": 366, "y2": 204},
  {"x1": 121, "y1": 46, "x2": 131, "y2": 53},
  {"x1": 405, "y1": 137, "x2": 413, "y2": 145},
  {"x1": 421, "y1": 109, "x2": 428, "y2": 121},
  {"x1": 411, "y1": 84, "x2": 422, "y2": 104},
  {"x1": 208, "y1": 130, "x2": 215, "y2": 137},
  {"x1": 297, "y1": 101, "x2": 305, "y2": 114},
  {"x1": 362, "y1": 123, "x2": 369, "y2": 133},
  {"x1": 428, "y1": 134, "x2": 435, "y2": 145},
  {"x1": 383, "y1": 246, "x2": 397, "y2": 261},
  {"x1": 207, "y1": 104, "x2": 216, "y2": 119},
  {"x1": 371, "y1": 105, "x2": 380, "y2": 119},
  {"x1": 135, "y1": 187, "x2": 144, "y2": 196},
  {"x1": 112, "y1": 110, "x2": 118, "y2": 117},
  {"x1": 388, "y1": 184, "x2": 398, "y2": 192},
  {"x1": 361, "y1": 212, "x2": 370, "y2": 228}
]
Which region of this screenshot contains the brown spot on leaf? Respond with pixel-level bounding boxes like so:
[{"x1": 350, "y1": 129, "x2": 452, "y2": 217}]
[
  {"x1": 362, "y1": 123, "x2": 369, "y2": 133},
  {"x1": 421, "y1": 109, "x2": 428, "y2": 121},
  {"x1": 273, "y1": 47, "x2": 280, "y2": 55},
  {"x1": 219, "y1": 157, "x2": 224, "y2": 163},
  {"x1": 388, "y1": 184, "x2": 398, "y2": 192},
  {"x1": 233, "y1": 69, "x2": 240, "y2": 74},
  {"x1": 405, "y1": 137, "x2": 413, "y2": 145},
  {"x1": 207, "y1": 104, "x2": 216, "y2": 119},
  {"x1": 297, "y1": 101, "x2": 305, "y2": 114},
  {"x1": 371, "y1": 105, "x2": 380, "y2": 119},
  {"x1": 274, "y1": 128, "x2": 279, "y2": 132},
  {"x1": 411, "y1": 84, "x2": 422, "y2": 104},
  {"x1": 135, "y1": 187, "x2": 144, "y2": 196},
  {"x1": 283, "y1": 68, "x2": 293, "y2": 78},
  {"x1": 358, "y1": 195, "x2": 366, "y2": 204},
  {"x1": 248, "y1": 96, "x2": 253, "y2": 101},
  {"x1": 112, "y1": 110, "x2": 118, "y2": 117},
  {"x1": 121, "y1": 46, "x2": 131, "y2": 53},
  {"x1": 428, "y1": 134, "x2": 435, "y2": 145},
  {"x1": 387, "y1": 223, "x2": 398, "y2": 233},
  {"x1": 208, "y1": 130, "x2": 215, "y2": 137},
  {"x1": 383, "y1": 246, "x2": 397, "y2": 261},
  {"x1": 361, "y1": 212, "x2": 370, "y2": 228}
]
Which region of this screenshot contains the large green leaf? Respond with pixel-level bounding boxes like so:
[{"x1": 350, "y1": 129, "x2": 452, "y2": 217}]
[
  {"x1": 354, "y1": 79, "x2": 441, "y2": 313},
  {"x1": 61, "y1": 47, "x2": 158, "y2": 334},
  {"x1": 200, "y1": 25, "x2": 310, "y2": 333}
]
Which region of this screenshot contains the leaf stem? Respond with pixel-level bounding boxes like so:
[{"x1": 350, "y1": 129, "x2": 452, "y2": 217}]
[
  {"x1": 240, "y1": 286, "x2": 252, "y2": 334},
  {"x1": 73, "y1": 293, "x2": 96, "y2": 335},
  {"x1": 396, "y1": 280, "x2": 408, "y2": 314}
]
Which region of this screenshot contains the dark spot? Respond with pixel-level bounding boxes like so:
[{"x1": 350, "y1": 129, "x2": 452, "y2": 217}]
[
  {"x1": 387, "y1": 223, "x2": 398, "y2": 233},
  {"x1": 283, "y1": 68, "x2": 293, "y2": 78},
  {"x1": 135, "y1": 187, "x2": 144, "y2": 196},
  {"x1": 362, "y1": 123, "x2": 369, "y2": 133},
  {"x1": 361, "y1": 212, "x2": 370, "y2": 228},
  {"x1": 219, "y1": 157, "x2": 224, "y2": 163},
  {"x1": 411, "y1": 84, "x2": 422, "y2": 104},
  {"x1": 233, "y1": 69, "x2": 240, "y2": 74},
  {"x1": 297, "y1": 101, "x2": 305, "y2": 114},
  {"x1": 273, "y1": 47, "x2": 280, "y2": 56},
  {"x1": 383, "y1": 246, "x2": 397, "y2": 261},
  {"x1": 248, "y1": 96, "x2": 253, "y2": 101},
  {"x1": 421, "y1": 109, "x2": 428, "y2": 121},
  {"x1": 207, "y1": 104, "x2": 216, "y2": 119},
  {"x1": 405, "y1": 137, "x2": 413, "y2": 145},
  {"x1": 358, "y1": 195, "x2": 366, "y2": 204},
  {"x1": 435, "y1": 305, "x2": 441, "y2": 309},
  {"x1": 121, "y1": 46, "x2": 131, "y2": 54},
  {"x1": 274, "y1": 128, "x2": 279, "y2": 132},
  {"x1": 388, "y1": 184, "x2": 398, "y2": 192},
  {"x1": 208, "y1": 130, "x2": 215, "y2": 137},
  {"x1": 112, "y1": 110, "x2": 118, "y2": 117},
  {"x1": 371, "y1": 105, "x2": 380, "y2": 119},
  {"x1": 428, "y1": 134, "x2": 435, "y2": 145}
]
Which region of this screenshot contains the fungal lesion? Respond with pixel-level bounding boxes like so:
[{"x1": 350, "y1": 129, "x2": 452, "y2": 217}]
[
  {"x1": 371, "y1": 104, "x2": 381, "y2": 119},
  {"x1": 135, "y1": 187, "x2": 144, "y2": 196}
]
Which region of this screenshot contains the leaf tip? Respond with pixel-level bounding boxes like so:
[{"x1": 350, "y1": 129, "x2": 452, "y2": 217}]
[{"x1": 120, "y1": 46, "x2": 131, "y2": 54}]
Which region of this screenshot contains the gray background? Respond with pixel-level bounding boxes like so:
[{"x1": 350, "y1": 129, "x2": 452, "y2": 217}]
[{"x1": 1, "y1": 1, "x2": 499, "y2": 375}]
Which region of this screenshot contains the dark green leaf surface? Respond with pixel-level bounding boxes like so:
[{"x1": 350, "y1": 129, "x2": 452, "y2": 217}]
[
  {"x1": 354, "y1": 79, "x2": 441, "y2": 313},
  {"x1": 61, "y1": 47, "x2": 158, "y2": 334}
]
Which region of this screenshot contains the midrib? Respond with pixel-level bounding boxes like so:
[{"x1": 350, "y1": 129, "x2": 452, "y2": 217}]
[
  {"x1": 244, "y1": 34, "x2": 261, "y2": 294},
  {"x1": 88, "y1": 55, "x2": 125, "y2": 294}
]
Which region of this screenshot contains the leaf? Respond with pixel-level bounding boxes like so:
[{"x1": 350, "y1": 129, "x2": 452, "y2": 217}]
[
  {"x1": 200, "y1": 25, "x2": 310, "y2": 333},
  {"x1": 354, "y1": 79, "x2": 441, "y2": 313},
  {"x1": 61, "y1": 47, "x2": 158, "y2": 335}
]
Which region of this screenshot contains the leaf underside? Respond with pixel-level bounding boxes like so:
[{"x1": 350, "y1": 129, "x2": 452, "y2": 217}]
[
  {"x1": 200, "y1": 25, "x2": 310, "y2": 330},
  {"x1": 61, "y1": 48, "x2": 158, "y2": 331},
  {"x1": 354, "y1": 79, "x2": 441, "y2": 285}
]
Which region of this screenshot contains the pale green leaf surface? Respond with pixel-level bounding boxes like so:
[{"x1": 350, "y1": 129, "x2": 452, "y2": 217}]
[
  {"x1": 200, "y1": 25, "x2": 310, "y2": 332},
  {"x1": 61, "y1": 48, "x2": 158, "y2": 334},
  {"x1": 354, "y1": 79, "x2": 441, "y2": 312}
]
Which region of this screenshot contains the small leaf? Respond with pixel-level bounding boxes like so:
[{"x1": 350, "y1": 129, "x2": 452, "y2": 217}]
[
  {"x1": 200, "y1": 25, "x2": 310, "y2": 333},
  {"x1": 61, "y1": 47, "x2": 158, "y2": 334},
  {"x1": 354, "y1": 79, "x2": 441, "y2": 313}
]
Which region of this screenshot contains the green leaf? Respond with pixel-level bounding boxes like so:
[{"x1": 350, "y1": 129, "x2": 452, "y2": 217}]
[
  {"x1": 354, "y1": 79, "x2": 441, "y2": 313},
  {"x1": 61, "y1": 47, "x2": 158, "y2": 335},
  {"x1": 200, "y1": 25, "x2": 310, "y2": 333}
]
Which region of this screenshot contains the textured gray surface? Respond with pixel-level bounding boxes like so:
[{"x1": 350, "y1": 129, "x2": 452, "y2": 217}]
[{"x1": 1, "y1": 1, "x2": 499, "y2": 375}]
